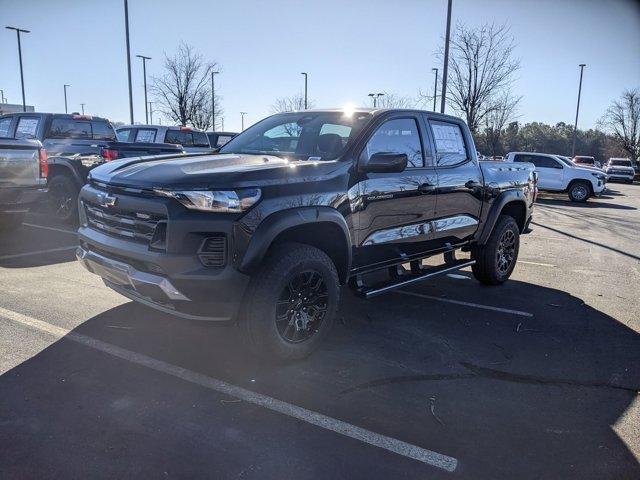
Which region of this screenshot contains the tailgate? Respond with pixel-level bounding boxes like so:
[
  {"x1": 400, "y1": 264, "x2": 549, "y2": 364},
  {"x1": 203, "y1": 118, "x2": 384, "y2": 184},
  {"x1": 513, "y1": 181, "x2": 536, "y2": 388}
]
[{"x1": 0, "y1": 140, "x2": 42, "y2": 188}]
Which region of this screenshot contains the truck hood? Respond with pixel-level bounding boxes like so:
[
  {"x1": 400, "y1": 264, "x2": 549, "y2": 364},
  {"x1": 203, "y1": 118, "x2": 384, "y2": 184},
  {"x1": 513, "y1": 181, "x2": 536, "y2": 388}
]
[{"x1": 88, "y1": 153, "x2": 345, "y2": 190}]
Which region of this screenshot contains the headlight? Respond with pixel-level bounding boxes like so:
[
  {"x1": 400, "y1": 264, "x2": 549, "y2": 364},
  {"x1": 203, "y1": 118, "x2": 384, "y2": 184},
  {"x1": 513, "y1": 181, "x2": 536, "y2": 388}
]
[
  {"x1": 154, "y1": 188, "x2": 261, "y2": 213},
  {"x1": 591, "y1": 172, "x2": 605, "y2": 180}
]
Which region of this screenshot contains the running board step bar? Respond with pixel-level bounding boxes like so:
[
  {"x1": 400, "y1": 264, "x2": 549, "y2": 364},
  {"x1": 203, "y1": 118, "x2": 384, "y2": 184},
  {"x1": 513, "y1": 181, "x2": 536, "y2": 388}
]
[{"x1": 355, "y1": 259, "x2": 476, "y2": 299}]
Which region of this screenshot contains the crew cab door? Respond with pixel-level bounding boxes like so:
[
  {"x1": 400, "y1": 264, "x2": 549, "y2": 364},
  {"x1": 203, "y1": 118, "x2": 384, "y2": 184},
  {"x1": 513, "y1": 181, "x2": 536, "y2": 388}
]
[
  {"x1": 353, "y1": 113, "x2": 438, "y2": 269},
  {"x1": 513, "y1": 154, "x2": 564, "y2": 190},
  {"x1": 426, "y1": 117, "x2": 483, "y2": 244}
]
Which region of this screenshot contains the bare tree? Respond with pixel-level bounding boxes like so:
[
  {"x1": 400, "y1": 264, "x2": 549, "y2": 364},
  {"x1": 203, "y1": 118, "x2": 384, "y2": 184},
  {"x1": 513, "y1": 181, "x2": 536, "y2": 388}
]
[
  {"x1": 151, "y1": 42, "x2": 222, "y2": 128},
  {"x1": 599, "y1": 88, "x2": 640, "y2": 161},
  {"x1": 482, "y1": 92, "x2": 521, "y2": 155},
  {"x1": 433, "y1": 23, "x2": 521, "y2": 133},
  {"x1": 270, "y1": 93, "x2": 315, "y2": 113},
  {"x1": 375, "y1": 92, "x2": 415, "y2": 109}
]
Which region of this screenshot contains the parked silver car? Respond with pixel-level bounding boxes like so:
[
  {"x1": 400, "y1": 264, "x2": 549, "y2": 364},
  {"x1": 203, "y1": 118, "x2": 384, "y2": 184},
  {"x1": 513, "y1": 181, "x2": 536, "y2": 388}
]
[{"x1": 116, "y1": 125, "x2": 214, "y2": 153}]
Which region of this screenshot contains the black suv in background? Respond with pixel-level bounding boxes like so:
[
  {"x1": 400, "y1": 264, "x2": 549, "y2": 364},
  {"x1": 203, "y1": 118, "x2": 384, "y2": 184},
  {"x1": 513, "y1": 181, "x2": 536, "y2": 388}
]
[
  {"x1": 0, "y1": 113, "x2": 182, "y2": 222},
  {"x1": 77, "y1": 109, "x2": 536, "y2": 360}
]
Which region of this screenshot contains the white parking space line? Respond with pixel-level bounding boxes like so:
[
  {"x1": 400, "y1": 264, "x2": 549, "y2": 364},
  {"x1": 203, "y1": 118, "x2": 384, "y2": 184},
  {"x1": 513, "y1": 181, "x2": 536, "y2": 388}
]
[
  {"x1": 22, "y1": 223, "x2": 77, "y2": 235},
  {"x1": 518, "y1": 260, "x2": 556, "y2": 267},
  {"x1": 396, "y1": 290, "x2": 533, "y2": 317},
  {"x1": 0, "y1": 246, "x2": 78, "y2": 261},
  {"x1": 0, "y1": 306, "x2": 459, "y2": 473}
]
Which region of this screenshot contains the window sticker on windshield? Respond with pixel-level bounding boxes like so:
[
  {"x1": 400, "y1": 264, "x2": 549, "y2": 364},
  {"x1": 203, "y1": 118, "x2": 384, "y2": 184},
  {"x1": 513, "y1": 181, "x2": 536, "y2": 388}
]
[
  {"x1": 16, "y1": 118, "x2": 39, "y2": 139},
  {"x1": 432, "y1": 124, "x2": 465, "y2": 154},
  {"x1": 135, "y1": 129, "x2": 156, "y2": 143}
]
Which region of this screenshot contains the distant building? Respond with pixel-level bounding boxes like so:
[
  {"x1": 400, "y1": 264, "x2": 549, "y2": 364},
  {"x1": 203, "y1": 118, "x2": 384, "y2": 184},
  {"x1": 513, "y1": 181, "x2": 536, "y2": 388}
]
[{"x1": 0, "y1": 103, "x2": 35, "y2": 115}]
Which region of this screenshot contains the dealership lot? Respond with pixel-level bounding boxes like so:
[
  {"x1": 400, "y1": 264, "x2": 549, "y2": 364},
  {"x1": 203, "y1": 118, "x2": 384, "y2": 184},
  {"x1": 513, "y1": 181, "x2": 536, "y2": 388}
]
[{"x1": 1, "y1": 184, "x2": 639, "y2": 479}]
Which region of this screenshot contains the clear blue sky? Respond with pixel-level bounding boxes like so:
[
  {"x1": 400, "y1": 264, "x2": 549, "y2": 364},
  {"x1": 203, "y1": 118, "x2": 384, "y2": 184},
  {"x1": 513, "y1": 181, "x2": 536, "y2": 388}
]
[{"x1": 2, "y1": 0, "x2": 639, "y2": 132}]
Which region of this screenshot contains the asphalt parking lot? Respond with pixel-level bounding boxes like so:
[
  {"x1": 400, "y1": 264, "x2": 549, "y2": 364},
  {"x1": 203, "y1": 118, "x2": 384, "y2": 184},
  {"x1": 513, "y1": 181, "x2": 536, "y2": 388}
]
[{"x1": 1, "y1": 183, "x2": 639, "y2": 479}]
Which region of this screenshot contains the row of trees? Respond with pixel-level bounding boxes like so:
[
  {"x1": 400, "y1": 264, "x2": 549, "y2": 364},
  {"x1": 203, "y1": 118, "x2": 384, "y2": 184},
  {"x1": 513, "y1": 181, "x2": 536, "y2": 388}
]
[{"x1": 149, "y1": 29, "x2": 638, "y2": 162}]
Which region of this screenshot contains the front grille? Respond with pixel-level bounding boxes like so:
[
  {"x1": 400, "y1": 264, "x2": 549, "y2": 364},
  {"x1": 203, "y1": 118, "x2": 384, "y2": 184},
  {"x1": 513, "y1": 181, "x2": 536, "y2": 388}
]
[
  {"x1": 609, "y1": 170, "x2": 632, "y2": 175},
  {"x1": 84, "y1": 201, "x2": 167, "y2": 244},
  {"x1": 198, "y1": 236, "x2": 226, "y2": 267}
]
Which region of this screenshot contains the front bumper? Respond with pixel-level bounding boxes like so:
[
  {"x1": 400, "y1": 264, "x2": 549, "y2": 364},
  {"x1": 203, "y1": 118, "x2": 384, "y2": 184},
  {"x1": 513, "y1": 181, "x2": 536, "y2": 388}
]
[{"x1": 606, "y1": 173, "x2": 634, "y2": 182}]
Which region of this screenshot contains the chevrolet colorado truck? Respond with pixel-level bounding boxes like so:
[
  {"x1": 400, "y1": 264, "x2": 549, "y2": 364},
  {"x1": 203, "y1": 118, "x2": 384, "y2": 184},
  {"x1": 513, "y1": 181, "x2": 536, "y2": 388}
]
[
  {"x1": 0, "y1": 138, "x2": 48, "y2": 229},
  {"x1": 0, "y1": 112, "x2": 183, "y2": 222},
  {"x1": 77, "y1": 109, "x2": 536, "y2": 360}
]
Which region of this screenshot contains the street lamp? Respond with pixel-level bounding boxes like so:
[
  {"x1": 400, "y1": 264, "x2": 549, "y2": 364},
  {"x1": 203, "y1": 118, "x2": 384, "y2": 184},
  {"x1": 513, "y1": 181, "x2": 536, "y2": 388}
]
[
  {"x1": 148, "y1": 101, "x2": 154, "y2": 123},
  {"x1": 440, "y1": 0, "x2": 453, "y2": 113},
  {"x1": 136, "y1": 55, "x2": 151, "y2": 123},
  {"x1": 63, "y1": 84, "x2": 71, "y2": 114},
  {"x1": 211, "y1": 71, "x2": 220, "y2": 131},
  {"x1": 367, "y1": 93, "x2": 384, "y2": 108},
  {"x1": 0, "y1": 90, "x2": 5, "y2": 103},
  {"x1": 431, "y1": 68, "x2": 439, "y2": 112},
  {"x1": 123, "y1": 0, "x2": 134, "y2": 123},
  {"x1": 6, "y1": 26, "x2": 30, "y2": 112},
  {"x1": 240, "y1": 112, "x2": 247, "y2": 131},
  {"x1": 300, "y1": 72, "x2": 308, "y2": 109},
  {"x1": 572, "y1": 64, "x2": 587, "y2": 157},
  {"x1": 80, "y1": 103, "x2": 85, "y2": 115}
]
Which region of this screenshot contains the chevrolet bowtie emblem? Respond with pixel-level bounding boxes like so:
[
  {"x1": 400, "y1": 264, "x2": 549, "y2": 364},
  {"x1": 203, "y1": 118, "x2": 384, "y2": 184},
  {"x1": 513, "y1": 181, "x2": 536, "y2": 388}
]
[{"x1": 97, "y1": 192, "x2": 118, "y2": 208}]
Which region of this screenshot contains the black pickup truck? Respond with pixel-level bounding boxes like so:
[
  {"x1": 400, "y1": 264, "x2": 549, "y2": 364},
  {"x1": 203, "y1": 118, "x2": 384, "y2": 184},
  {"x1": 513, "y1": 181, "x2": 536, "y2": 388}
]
[
  {"x1": 0, "y1": 112, "x2": 183, "y2": 222},
  {"x1": 76, "y1": 109, "x2": 536, "y2": 360},
  {"x1": 0, "y1": 138, "x2": 48, "y2": 229}
]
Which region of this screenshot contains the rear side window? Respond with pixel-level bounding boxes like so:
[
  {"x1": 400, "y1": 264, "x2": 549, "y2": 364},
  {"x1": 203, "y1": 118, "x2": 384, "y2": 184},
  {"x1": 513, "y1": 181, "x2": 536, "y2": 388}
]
[
  {"x1": 0, "y1": 117, "x2": 12, "y2": 137},
  {"x1": 363, "y1": 118, "x2": 424, "y2": 168},
  {"x1": 215, "y1": 135, "x2": 233, "y2": 147},
  {"x1": 91, "y1": 121, "x2": 116, "y2": 141},
  {"x1": 135, "y1": 128, "x2": 157, "y2": 143},
  {"x1": 193, "y1": 131, "x2": 210, "y2": 147},
  {"x1": 117, "y1": 129, "x2": 132, "y2": 141},
  {"x1": 15, "y1": 117, "x2": 40, "y2": 139},
  {"x1": 515, "y1": 154, "x2": 561, "y2": 169},
  {"x1": 429, "y1": 121, "x2": 468, "y2": 167}
]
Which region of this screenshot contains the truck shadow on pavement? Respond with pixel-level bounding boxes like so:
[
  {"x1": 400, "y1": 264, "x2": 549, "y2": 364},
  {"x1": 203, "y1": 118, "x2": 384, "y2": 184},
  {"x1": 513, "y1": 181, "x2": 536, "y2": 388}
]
[
  {"x1": 535, "y1": 196, "x2": 637, "y2": 210},
  {"x1": 1, "y1": 280, "x2": 639, "y2": 479}
]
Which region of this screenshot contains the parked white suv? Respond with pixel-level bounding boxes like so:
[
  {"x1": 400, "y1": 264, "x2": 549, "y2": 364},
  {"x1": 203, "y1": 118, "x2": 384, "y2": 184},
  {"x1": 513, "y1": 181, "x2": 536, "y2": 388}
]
[
  {"x1": 604, "y1": 158, "x2": 635, "y2": 183},
  {"x1": 505, "y1": 152, "x2": 606, "y2": 202}
]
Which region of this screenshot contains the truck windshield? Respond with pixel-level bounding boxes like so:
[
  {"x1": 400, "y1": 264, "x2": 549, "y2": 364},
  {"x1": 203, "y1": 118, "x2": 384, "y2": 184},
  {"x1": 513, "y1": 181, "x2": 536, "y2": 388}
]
[
  {"x1": 220, "y1": 111, "x2": 371, "y2": 160},
  {"x1": 610, "y1": 159, "x2": 632, "y2": 167}
]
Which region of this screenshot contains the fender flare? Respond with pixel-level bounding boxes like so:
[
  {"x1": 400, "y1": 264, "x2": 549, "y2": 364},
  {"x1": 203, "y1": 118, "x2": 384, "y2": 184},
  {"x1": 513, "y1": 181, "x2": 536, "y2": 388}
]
[
  {"x1": 48, "y1": 157, "x2": 85, "y2": 187},
  {"x1": 478, "y1": 190, "x2": 528, "y2": 245},
  {"x1": 239, "y1": 207, "x2": 352, "y2": 281}
]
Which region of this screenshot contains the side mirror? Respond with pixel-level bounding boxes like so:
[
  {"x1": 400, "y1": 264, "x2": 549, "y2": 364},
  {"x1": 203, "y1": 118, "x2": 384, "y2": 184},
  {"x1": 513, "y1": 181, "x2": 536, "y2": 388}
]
[{"x1": 360, "y1": 152, "x2": 408, "y2": 173}]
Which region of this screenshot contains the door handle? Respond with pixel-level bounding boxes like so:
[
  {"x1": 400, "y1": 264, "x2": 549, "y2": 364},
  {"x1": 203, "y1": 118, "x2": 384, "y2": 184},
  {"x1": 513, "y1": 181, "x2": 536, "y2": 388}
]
[
  {"x1": 465, "y1": 180, "x2": 481, "y2": 189},
  {"x1": 418, "y1": 182, "x2": 435, "y2": 194}
]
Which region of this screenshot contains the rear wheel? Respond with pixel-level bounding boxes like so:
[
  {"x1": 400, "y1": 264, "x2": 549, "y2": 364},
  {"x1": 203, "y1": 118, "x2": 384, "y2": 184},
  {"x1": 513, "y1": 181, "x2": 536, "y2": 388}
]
[
  {"x1": 471, "y1": 215, "x2": 520, "y2": 285},
  {"x1": 568, "y1": 181, "x2": 590, "y2": 202},
  {"x1": 48, "y1": 174, "x2": 79, "y2": 223},
  {"x1": 238, "y1": 243, "x2": 340, "y2": 361}
]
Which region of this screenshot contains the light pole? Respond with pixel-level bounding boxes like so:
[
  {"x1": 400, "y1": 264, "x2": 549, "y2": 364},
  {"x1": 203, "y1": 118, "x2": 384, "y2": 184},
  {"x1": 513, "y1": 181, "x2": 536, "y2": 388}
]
[
  {"x1": 367, "y1": 93, "x2": 384, "y2": 108},
  {"x1": 572, "y1": 64, "x2": 586, "y2": 157},
  {"x1": 221, "y1": 117, "x2": 225, "y2": 131},
  {"x1": 0, "y1": 90, "x2": 5, "y2": 103},
  {"x1": 148, "y1": 101, "x2": 154, "y2": 123},
  {"x1": 211, "y1": 71, "x2": 219, "y2": 131},
  {"x1": 6, "y1": 26, "x2": 30, "y2": 112},
  {"x1": 431, "y1": 68, "x2": 438, "y2": 111},
  {"x1": 80, "y1": 103, "x2": 85, "y2": 115},
  {"x1": 123, "y1": 0, "x2": 134, "y2": 124},
  {"x1": 440, "y1": 0, "x2": 453, "y2": 113},
  {"x1": 240, "y1": 112, "x2": 247, "y2": 131},
  {"x1": 136, "y1": 55, "x2": 151, "y2": 123},
  {"x1": 63, "y1": 84, "x2": 70, "y2": 114},
  {"x1": 301, "y1": 72, "x2": 308, "y2": 109}
]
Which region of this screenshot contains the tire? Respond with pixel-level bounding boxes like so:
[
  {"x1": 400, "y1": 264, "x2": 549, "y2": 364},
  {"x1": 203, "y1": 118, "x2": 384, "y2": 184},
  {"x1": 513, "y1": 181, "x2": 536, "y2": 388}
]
[
  {"x1": 238, "y1": 242, "x2": 340, "y2": 361},
  {"x1": 48, "y1": 174, "x2": 79, "y2": 223},
  {"x1": 471, "y1": 215, "x2": 520, "y2": 285},
  {"x1": 0, "y1": 212, "x2": 26, "y2": 231},
  {"x1": 568, "y1": 181, "x2": 591, "y2": 202}
]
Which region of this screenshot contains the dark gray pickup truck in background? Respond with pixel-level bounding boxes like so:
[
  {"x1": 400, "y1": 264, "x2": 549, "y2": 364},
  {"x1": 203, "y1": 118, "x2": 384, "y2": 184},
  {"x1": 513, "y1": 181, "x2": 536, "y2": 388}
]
[
  {"x1": 0, "y1": 138, "x2": 48, "y2": 229},
  {"x1": 0, "y1": 112, "x2": 183, "y2": 222}
]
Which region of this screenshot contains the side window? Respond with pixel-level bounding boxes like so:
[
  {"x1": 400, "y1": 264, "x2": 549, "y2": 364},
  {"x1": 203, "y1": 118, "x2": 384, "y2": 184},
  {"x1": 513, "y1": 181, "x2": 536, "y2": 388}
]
[
  {"x1": 135, "y1": 128, "x2": 157, "y2": 143},
  {"x1": 536, "y1": 156, "x2": 561, "y2": 169},
  {"x1": 117, "y1": 129, "x2": 132, "y2": 141},
  {"x1": 165, "y1": 130, "x2": 192, "y2": 146},
  {"x1": 0, "y1": 117, "x2": 12, "y2": 137},
  {"x1": 363, "y1": 118, "x2": 424, "y2": 168},
  {"x1": 92, "y1": 121, "x2": 116, "y2": 141},
  {"x1": 47, "y1": 119, "x2": 91, "y2": 139},
  {"x1": 15, "y1": 117, "x2": 40, "y2": 139},
  {"x1": 430, "y1": 120, "x2": 467, "y2": 167}
]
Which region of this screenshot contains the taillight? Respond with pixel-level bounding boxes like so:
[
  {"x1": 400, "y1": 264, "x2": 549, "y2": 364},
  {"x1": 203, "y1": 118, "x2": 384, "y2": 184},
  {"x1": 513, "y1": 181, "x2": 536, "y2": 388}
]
[
  {"x1": 101, "y1": 148, "x2": 119, "y2": 161},
  {"x1": 39, "y1": 149, "x2": 49, "y2": 179}
]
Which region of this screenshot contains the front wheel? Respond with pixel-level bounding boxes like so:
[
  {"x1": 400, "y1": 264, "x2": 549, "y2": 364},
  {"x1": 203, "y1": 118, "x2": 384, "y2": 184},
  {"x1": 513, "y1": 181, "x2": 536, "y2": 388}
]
[
  {"x1": 568, "y1": 181, "x2": 591, "y2": 202},
  {"x1": 238, "y1": 243, "x2": 340, "y2": 361},
  {"x1": 471, "y1": 215, "x2": 520, "y2": 285}
]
